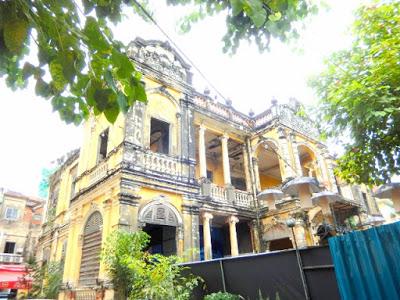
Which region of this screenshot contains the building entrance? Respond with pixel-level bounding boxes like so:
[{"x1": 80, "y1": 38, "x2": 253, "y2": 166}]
[{"x1": 143, "y1": 224, "x2": 177, "y2": 256}]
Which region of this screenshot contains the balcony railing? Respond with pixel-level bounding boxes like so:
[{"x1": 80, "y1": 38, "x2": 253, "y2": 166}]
[
  {"x1": 0, "y1": 253, "x2": 23, "y2": 264},
  {"x1": 142, "y1": 151, "x2": 181, "y2": 177},
  {"x1": 210, "y1": 184, "x2": 227, "y2": 202},
  {"x1": 234, "y1": 190, "x2": 254, "y2": 207},
  {"x1": 204, "y1": 183, "x2": 253, "y2": 208},
  {"x1": 89, "y1": 161, "x2": 108, "y2": 186}
]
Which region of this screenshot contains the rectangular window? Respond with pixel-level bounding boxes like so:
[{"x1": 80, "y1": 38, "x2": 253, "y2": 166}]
[
  {"x1": 4, "y1": 207, "x2": 19, "y2": 220},
  {"x1": 150, "y1": 118, "x2": 170, "y2": 155},
  {"x1": 98, "y1": 128, "x2": 109, "y2": 161},
  {"x1": 4, "y1": 242, "x2": 15, "y2": 254},
  {"x1": 33, "y1": 214, "x2": 42, "y2": 221}
]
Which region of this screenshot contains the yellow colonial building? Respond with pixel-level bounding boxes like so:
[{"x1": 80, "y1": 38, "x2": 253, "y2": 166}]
[{"x1": 37, "y1": 38, "x2": 381, "y2": 299}]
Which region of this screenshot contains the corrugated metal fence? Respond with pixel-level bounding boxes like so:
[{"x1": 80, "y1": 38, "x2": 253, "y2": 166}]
[{"x1": 329, "y1": 221, "x2": 400, "y2": 300}]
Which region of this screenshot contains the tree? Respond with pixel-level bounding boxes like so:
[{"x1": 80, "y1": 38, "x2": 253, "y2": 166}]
[
  {"x1": 38, "y1": 167, "x2": 55, "y2": 199},
  {"x1": 0, "y1": 0, "x2": 317, "y2": 125},
  {"x1": 310, "y1": 1, "x2": 400, "y2": 185},
  {"x1": 101, "y1": 230, "x2": 201, "y2": 300},
  {"x1": 167, "y1": 0, "x2": 319, "y2": 54},
  {"x1": 25, "y1": 259, "x2": 63, "y2": 299}
]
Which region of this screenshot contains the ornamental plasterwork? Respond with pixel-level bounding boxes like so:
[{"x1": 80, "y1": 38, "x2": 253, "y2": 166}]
[{"x1": 128, "y1": 38, "x2": 190, "y2": 84}]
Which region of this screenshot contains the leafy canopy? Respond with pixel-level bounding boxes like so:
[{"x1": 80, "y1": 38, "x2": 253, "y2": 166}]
[
  {"x1": 101, "y1": 230, "x2": 201, "y2": 300},
  {"x1": 167, "y1": 0, "x2": 319, "y2": 54},
  {"x1": 0, "y1": 0, "x2": 148, "y2": 125},
  {"x1": 1, "y1": 0, "x2": 317, "y2": 124},
  {"x1": 310, "y1": 1, "x2": 400, "y2": 185}
]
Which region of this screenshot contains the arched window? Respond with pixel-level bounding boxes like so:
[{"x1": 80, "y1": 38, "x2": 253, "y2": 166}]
[{"x1": 79, "y1": 211, "x2": 103, "y2": 286}]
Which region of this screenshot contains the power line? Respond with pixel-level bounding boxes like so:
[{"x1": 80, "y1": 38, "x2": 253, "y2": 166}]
[{"x1": 132, "y1": 0, "x2": 228, "y2": 101}]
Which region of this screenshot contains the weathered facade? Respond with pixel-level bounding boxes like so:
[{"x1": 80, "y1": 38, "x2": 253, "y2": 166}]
[
  {"x1": 0, "y1": 189, "x2": 44, "y2": 264},
  {"x1": 37, "y1": 38, "x2": 381, "y2": 300}
]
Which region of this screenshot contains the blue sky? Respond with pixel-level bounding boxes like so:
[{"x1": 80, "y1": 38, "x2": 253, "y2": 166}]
[{"x1": 0, "y1": 0, "x2": 366, "y2": 196}]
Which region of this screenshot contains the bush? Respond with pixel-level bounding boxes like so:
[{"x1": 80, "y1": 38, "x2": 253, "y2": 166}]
[
  {"x1": 204, "y1": 291, "x2": 242, "y2": 300},
  {"x1": 101, "y1": 230, "x2": 201, "y2": 300}
]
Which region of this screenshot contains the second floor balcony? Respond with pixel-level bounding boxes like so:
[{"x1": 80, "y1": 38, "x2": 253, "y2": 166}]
[{"x1": 0, "y1": 253, "x2": 23, "y2": 264}]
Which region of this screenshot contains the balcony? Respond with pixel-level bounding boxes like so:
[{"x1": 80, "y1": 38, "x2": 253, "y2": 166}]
[
  {"x1": 89, "y1": 161, "x2": 108, "y2": 186},
  {"x1": 202, "y1": 183, "x2": 254, "y2": 208},
  {"x1": 0, "y1": 253, "x2": 23, "y2": 264},
  {"x1": 142, "y1": 151, "x2": 181, "y2": 177}
]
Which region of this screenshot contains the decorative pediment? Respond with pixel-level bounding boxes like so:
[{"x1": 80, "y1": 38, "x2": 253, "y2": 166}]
[{"x1": 128, "y1": 38, "x2": 192, "y2": 84}]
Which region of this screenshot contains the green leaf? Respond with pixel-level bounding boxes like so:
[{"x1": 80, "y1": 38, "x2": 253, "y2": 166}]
[
  {"x1": 3, "y1": 18, "x2": 29, "y2": 53},
  {"x1": 83, "y1": 17, "x2": 111, "y2": 52},
  {"x1": 49, "y1": 60, "x2": 68, "y2": 91},
  {"x1": 230, "y1": 0, "x2": 244, "y2": 16}
]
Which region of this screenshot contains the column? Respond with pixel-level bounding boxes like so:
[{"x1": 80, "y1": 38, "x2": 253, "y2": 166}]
[
  {"x1": 278, "y1": 128, "x2": 295, "y2": 179},
  {"x1": 242, "y1": 145, "x2": 252, "y2": 192},
  {"x1": 198, "y1": 125, "x2": 207, "y2": 179},
  {"x1": 220, "y1": 133, "x2": 231, "y2": 186},
  {"x1": 252, "y1": 157, "x2": 261, "y2": 192},
  {"x1": 202, "y1": 212, "x2": 213, "y2": 260},
  {"x1": 290, "y1": 135, "x2": 302, "y2": 177},
  {"x1": 227, "y1": 216, "x2": 239, "y2": 256}
]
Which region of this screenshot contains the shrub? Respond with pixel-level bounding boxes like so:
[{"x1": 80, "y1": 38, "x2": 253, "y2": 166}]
[{"x1": 101, "y1": 230, "x2": 201, "y2": 300}]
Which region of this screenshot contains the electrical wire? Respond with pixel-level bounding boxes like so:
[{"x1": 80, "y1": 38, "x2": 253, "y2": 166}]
[{"x1": 132, "y1": 0, "x2": 228, "y2": 101}]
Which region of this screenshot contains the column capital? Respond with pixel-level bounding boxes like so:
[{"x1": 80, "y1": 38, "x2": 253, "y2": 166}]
[
  {"x1": 202, "y1": 212, "x2": 213, "y2": 221},
  {"x1": 219, "y1": 132, "x2": 230, "y2": 141},
  {"x1": 199, "y1": 123, "x2": 206, "y2": 132},
  {"x1": 227, "y1": 215, "x2": 239, "y2": 224}
]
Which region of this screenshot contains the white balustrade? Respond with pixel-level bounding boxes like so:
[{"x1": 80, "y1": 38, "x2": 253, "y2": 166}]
[
  {"x1": 89, "y1": 162, "x2": 108, "y2": 185},
  {"x1": 0, "y1": 253, "x2": 23, "y2": 264},
  {"x1": 142, "y1": 152, "x2": 180, "y2": 176},
  {"x1": 210, "y1": 184, "x2": 228, "y2": 203},
  {"x1": 234, "y1": 190, "x2": 254, "y2": 207}
]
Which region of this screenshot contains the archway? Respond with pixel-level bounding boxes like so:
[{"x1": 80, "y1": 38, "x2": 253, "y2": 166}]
[
  {"x1": 298, "y1": 144, "x2": 320, "y2": 179},
  {"x1": 139, "y1": 199, "x2": 182, "y2": 256},
  {"x1": 263, "y1": 223, "x2": 293, "y2": 251},
  {"x1": 79, "y1": 211, "x2": 103, "y2": 286},
  {"x1": 256, "y1": 141, "x2": 283, "y2": 190}
]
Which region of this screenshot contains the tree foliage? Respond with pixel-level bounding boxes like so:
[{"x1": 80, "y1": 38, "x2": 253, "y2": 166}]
[
  {"x1": 167, "y1": 0, "x2": 319, "y2": 54},
  {"x1": 0, "y1": 0, "x2": 148, "y2": 125},
  {"x1": 101, "y1": 230, "x2": 201, "y2": 300},
  {"x1": 310, "y1": 1, "x2": 400, "y2": 185},
  {"x1": 1, "y1": 0, "x2": 317, "y2": 124},
  {"x1": 25, "y1": 260, "x2": 63, "y2": 299}
]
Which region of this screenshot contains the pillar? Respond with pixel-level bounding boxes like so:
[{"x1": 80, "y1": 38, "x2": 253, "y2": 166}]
[
  {"x1": 198, "y1": 125, "x2": 207, "y2": 179},
  {"x1": 249, "y1": 220, "x2": 260, "y2": 253},
  {"x1": 252, "y1": 157, "x2": 261, "y2": 192},
  {"x1": 290, "y1": 134, "x2": 302, "y2": 177},
  {"x1": 202, "y1": 212, "x2": 213, "y2": 260},
  {"x1": 242, "y1": 145, "x2": 252, "y2": 192},
  {"x1": 177, "y1": 226, "x2": 184, "y2": 257},
  {"x1": 278, "y1": 128, "x2": 295, "y2": 179},
  {"x1": 220, "y1": 133, "x2": 231, "y2": 186},
  {"x1": 227, "y1": 216, "x2": 239, "y2": 256}
]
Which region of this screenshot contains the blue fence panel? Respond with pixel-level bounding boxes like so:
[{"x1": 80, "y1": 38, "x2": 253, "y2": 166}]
[{"x1": 329, "y1": 221, "x2": 400, "y2": 300}]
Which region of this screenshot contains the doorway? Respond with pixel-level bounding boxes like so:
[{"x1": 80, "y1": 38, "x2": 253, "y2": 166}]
[{"x1": 143, "y1": 224, "x2": 177, "y2": 256}]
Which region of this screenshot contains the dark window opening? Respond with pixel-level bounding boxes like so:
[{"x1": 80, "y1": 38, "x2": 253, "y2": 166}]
[
  {"x1": 206, "y1": 170, "x2": 213, "y2": 182},
  {"x1": 269, "y1": 238, "x2": 293, "y2": 251},
  {"x1": 98, "y1": 128, "x2": 109, "y2": 161},
  {"x1": 143, "y1": 224, "x2": 176, "y2": 256},
  {"x1": 232, "y1": 177, "x2": 246, "y2": 191},
  {"x1": 150, "y1": 118, "x2": 170, "y2": 155},
  {"x1": 4, "y1": 242, "x2": 15, "y2": 254}
]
